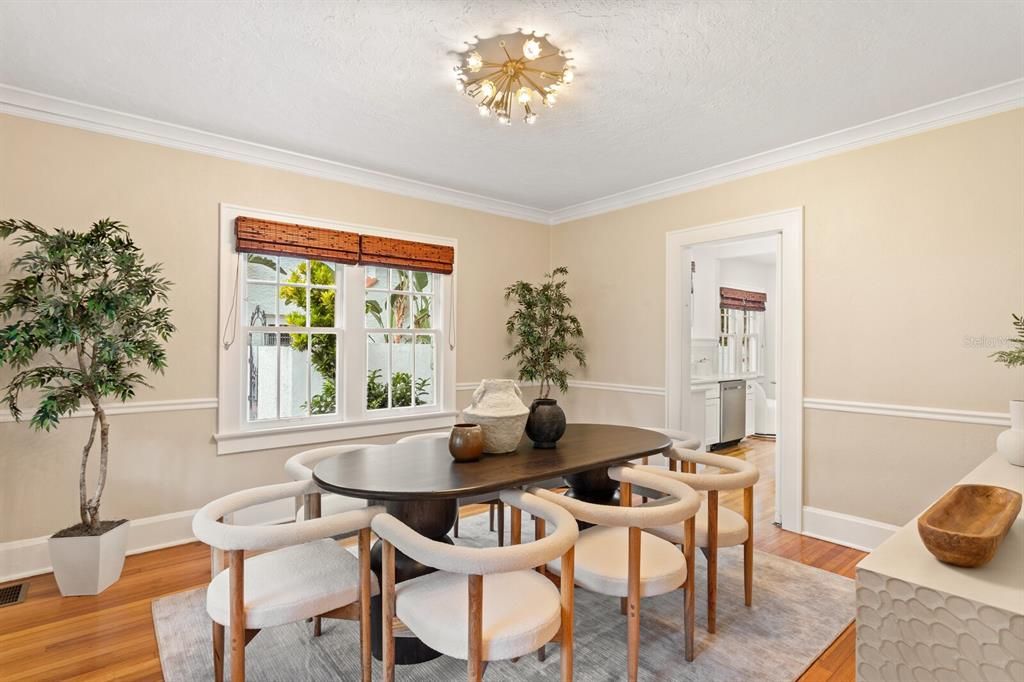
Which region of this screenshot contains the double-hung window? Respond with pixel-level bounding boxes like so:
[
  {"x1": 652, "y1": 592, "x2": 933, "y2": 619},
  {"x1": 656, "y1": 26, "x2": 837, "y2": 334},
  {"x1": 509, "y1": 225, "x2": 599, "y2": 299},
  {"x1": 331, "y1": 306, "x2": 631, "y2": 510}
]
[
  {"x1": 217, "y1": 206, "x2": 456, "y2": 454},
  {"x1": 718, "y1": 307, "x2": 763, "y2": 376}
]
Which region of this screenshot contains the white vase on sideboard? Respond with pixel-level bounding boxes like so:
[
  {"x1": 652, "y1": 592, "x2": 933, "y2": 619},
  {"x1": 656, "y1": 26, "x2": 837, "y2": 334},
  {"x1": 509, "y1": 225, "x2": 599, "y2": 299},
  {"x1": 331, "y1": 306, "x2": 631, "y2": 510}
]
[{"x1": 997, "y1": 399, "x2": 1024, "y2": 467}]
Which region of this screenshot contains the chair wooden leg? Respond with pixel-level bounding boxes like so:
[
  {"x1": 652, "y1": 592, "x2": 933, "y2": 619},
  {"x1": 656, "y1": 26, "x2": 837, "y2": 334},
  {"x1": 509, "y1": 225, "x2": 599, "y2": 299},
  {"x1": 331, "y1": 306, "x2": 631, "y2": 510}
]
[
  {"x1": 511, "y1": 505, "x2": 521, "y2": 545},
  {"x1": 640, "y1": 458, "x2": 649, "y2": 503},
  {"x1": 212, "y1": 622, "x2": 225, "y2": 682},
  {"x1": 229, "y1": 550, "x2": 246, "y2": 682},
  {"x1": 468, "y1": 574, "x2": 484, "y2": 682},
  {"x1": 382, "y1": 540, "x2": 396, "y2": 682},
  {"x1": 744, "y1": 486, "x2": 754, "y2": 607},
  {"x1": 455, "y1": 508, "x2": 461, "y2": 538},
  {"x1": 535, "y1": 517, "x2": 547, "y2": 577},
  {"x1": 489, "y1": 501, "x2": 495, "y2": 531},
  {"x1": 684, "y1": 517, "x2": 696, "y2": 662},
  {"x1": 561, "y1": 546, "x2": 574, "y2": 682},
  {"x1": 707, "y1": 490, "x2": 719, "y2": 634},
  {"x1": 359, "y1": 528, "x2": 372, "y2": 682},
  {"x1": 313, "y1": 616, "x2": 322, "y2": 637},
  {"x1": 627, "y1": 527, "x2": 641, "y2": 682},
  {"x1": 620, "y1": 483, "x2": 632, "y2": 616},
  {"x1": 497, "y1": 500, "x2": 505, "y2": 547}
]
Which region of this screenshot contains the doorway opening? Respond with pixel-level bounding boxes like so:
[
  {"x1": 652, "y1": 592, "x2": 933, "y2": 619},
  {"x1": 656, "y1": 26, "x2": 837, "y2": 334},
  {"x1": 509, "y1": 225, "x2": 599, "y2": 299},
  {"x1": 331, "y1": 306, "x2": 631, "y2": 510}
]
[{"x1": 665, "y1": 208, "x2": 803, "y2": 532}]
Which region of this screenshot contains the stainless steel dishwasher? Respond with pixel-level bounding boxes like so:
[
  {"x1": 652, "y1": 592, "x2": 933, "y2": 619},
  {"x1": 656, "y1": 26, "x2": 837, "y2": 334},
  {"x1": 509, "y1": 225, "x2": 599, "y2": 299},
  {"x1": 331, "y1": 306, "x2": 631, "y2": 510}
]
[{"x1": 713, "y1": 379, "x2": 746, "y2": 450}]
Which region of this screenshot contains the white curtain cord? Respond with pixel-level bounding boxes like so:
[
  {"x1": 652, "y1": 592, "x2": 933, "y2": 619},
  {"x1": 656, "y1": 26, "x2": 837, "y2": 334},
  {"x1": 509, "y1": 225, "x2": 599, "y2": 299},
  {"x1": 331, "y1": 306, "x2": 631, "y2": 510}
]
[{"x1": 222, "y1": 253, "x2": 241, "y2": 350}]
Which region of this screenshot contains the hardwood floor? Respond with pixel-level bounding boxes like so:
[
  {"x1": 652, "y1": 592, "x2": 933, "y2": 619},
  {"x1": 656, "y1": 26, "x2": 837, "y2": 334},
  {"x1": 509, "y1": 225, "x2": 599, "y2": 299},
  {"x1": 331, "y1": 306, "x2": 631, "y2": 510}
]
[{"x1": 0, "y1": 438, "x2": 864, "y2": 681}]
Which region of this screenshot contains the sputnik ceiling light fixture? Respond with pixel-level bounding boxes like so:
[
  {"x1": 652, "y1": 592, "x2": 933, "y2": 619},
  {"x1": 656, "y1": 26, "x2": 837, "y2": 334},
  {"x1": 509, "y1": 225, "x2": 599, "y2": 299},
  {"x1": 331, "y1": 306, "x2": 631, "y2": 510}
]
[{"x1": 453, "y1": 30, "x2": 575, "y2": 126}]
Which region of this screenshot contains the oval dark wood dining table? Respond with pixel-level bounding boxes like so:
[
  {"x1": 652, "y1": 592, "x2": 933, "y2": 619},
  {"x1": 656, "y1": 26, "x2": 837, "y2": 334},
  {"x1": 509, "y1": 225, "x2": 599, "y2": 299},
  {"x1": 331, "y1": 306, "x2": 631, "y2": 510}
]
[{"x1": 313, "y1": 423, "x2": 672, "y2": 664}]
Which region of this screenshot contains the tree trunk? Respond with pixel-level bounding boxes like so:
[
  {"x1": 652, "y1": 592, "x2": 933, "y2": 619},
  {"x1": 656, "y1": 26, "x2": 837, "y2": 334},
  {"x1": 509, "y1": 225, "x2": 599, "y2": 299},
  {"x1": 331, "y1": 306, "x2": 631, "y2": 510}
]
[
  {"x1": 84, "y1": 405, "x2": 111, "y2": 533},
  {"x1": 79, "y1": 411, "x2": 100, "y2": 528}
]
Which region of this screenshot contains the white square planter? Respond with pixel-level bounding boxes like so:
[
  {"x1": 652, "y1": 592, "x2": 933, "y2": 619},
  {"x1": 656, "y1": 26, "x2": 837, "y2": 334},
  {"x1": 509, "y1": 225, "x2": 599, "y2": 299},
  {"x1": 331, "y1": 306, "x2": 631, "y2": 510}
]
[{"x1": 47, "y1": 520, "x2": 130, "y2": 596}]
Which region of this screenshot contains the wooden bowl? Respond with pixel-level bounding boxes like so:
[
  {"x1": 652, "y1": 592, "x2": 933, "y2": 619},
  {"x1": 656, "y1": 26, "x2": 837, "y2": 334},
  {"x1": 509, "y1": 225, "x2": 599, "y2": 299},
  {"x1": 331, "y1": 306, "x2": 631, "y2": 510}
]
[{"x1": 917, "y1": 484, "x2": 1022, "y2": 568}]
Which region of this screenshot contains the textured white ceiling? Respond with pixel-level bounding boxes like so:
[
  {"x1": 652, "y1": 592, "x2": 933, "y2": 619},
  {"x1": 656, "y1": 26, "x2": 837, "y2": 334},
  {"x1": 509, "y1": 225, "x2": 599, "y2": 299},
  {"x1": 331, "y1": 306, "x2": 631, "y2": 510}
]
[{"x1": 1, "y1": 1, "x2": 1021, "y2": 211}]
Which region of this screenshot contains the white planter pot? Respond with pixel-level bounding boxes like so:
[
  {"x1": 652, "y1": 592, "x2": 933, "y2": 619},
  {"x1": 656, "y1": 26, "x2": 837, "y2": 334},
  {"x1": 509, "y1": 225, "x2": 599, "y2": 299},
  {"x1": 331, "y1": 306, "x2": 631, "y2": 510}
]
[
  {"x1": 996, "y1": 399, "x2": 1024, "y2": 467},
  {"x1": 461, "y1": 379, "x2": 529, "y2": 453},
  {"x1": 48, "y1": 520, "x2": 130, "y2": 596}
]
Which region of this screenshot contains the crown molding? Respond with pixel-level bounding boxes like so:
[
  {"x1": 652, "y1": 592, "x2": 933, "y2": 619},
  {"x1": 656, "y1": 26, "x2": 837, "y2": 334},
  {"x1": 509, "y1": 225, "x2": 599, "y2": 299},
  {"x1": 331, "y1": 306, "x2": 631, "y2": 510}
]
[
  {"x1": 2, "y1": 80, "x2": 1021, "y2": 227},
  {"x1": 547, "y1": 79, "x2": 1024, "y2": 224},
  {"x1": 0, "y1": 84, "x2": 551, "y2": 225}
]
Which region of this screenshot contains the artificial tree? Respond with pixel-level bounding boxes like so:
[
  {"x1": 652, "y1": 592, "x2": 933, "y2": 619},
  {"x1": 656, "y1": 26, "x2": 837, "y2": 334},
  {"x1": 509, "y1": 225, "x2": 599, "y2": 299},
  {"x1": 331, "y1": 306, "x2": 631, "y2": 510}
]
[
  {"x1": 504, "y1": 266, "x2": 586, "y2": 398},
  {"x1": 991, "y1": 313, "x2": 1024, "y2": 368},
  {"x1": 0, "y1": 218, "x2": 174, "y2": 535}
]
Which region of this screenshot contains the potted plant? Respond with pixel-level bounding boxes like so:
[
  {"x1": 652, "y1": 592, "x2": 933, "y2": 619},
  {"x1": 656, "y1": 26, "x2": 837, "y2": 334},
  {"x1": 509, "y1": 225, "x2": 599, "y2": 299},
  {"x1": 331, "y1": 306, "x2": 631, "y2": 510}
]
[
  {"x1": 504, "y1": 266, "x2": 586, "y2": 448},
  {"x1": 991, "y1": 313, "x2": 1024, "y2": 466},
  {"x1": 0, "y1": 219, "x2": 174, "y2": 595}
]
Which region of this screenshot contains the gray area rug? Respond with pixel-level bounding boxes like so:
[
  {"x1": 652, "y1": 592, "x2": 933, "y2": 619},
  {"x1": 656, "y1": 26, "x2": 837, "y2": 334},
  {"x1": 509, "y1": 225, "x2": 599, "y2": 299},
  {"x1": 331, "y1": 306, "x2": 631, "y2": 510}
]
[{"x1": 153, "y1": 513, "x2": 854, "y2": 681}]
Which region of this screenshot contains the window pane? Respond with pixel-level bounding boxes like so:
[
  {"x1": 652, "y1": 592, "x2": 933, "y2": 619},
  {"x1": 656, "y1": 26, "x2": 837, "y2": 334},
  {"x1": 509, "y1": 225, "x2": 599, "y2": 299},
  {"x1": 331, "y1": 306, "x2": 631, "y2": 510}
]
[
  {"x1": 391, "y1": 269, "x2": 410, "y2": 291},
  {"x1": 366, "y1": 333, "x2": 389, "y2": 410},
  {"x1": 365, "y1": 266, "x2": 388, "y2": 290},
  {"x1": 309, "y1": 288, "x2": 336, "y2": 327},
  {"x1": 246, "y1": 254, "x2": 277, "y2": 282},
  {"x1": 411, "y1": 271, "x2": 432, "y2": 293},
  {"x1": 279, "y1": 257, "x2": 307, "y2": 284},
  {"x1": 365, "y1": 291, "x2": 387, "y2": 328},
  {"x1": 308, "y1": 260, "x2": 336, "y2": 287},
  {"x1": 413, "y1": 295, "x2": 432, "y2": 329},
  {"x1": 310, "y1": 333, "x2": 337, "y2": 415},
  {"x1": 279, "y1": 332, "x2": 309, "y2": 418},
  {"x1": 246, "y1": 283, "x2": 276, "y2": 326},
  {"x1": 247, "y1": 332, "x2": 278, "y2": 420},
  {"x1": 391, "y1": 334, "x2": 413, "y2": 407},
  {"x1": 278, "y1": 284, "x2": 308, "y2": 327},
  {"x1": 390, "y1": 294, "x2": 411, "y2": 329},
  {"x1": 415, "y1": 335, "x2": 436, "y2": 406}
]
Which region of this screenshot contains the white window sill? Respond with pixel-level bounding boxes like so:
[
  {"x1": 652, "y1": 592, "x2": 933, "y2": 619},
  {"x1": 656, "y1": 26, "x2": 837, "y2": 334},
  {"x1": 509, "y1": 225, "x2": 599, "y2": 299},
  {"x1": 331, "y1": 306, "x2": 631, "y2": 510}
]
[{"x1": 213, "y1": 411, "x2": 458, "y2": 455}]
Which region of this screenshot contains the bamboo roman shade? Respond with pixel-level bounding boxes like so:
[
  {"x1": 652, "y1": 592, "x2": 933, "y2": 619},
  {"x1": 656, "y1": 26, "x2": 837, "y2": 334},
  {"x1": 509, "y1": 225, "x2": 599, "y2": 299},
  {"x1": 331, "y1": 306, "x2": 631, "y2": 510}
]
[
  {"x1": 720, "y1": 287, "x2": 766, "y2": 311},
  {"x1": 359, "y1": 235, "x2": 455, "y2": 275},
  {"x1": 235, "y1": 217, "x2": 360, "y2": 264},
  {"x1": 234, "y1": 217, "x2": 455, "y2": 274}
]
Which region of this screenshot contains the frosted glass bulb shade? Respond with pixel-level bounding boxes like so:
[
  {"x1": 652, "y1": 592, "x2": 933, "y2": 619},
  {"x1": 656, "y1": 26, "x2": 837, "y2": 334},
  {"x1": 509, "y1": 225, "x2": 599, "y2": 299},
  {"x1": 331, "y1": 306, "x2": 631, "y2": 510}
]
[
  {"x1": 480, "y1": 80, "x2": 496, "y2": 98},
  {"x1": 516, "y1": 87, "x2": 532, "y2": 104},
  {"x1": 478, "y1": 104, "x2": 491, "y2": 117},
  {"x1": 544, "y1": 92, "x2": 557, "y2": 107},
  {"x1": 497, "y1": 113, "x2": 511, "y2": 126},
  {"x1": 522, "y1": 38, "x2": 542, "y2": 60},
  {"x1": 454, "y1": 80, "x2": 465, "y2": 92},
  {"x1": 525, "y1": 112, "x2": 537, "y2": 125},
  {"x1": 561, "y1": 67, "x2": 574, "y2": 84},
  {"x1": 466, "y1": 51, "x2": 483, "y2": 72}
]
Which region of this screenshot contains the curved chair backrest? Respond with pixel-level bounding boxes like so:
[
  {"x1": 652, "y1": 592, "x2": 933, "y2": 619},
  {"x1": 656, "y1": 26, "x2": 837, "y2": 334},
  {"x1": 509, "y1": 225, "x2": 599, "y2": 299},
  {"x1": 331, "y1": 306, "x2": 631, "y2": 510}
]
[
  {"x1": 655, "y1": 428, "x2": 702, "y2": 451},
  {"x1": 658, "y1": 448, "x2": 759, "y2": 491},
  {"x1": 193, "y1": 479, "x2": 383, "y2": 551},
  {"x1": 532, "y1": 465, "x2": 701, "y2": 529},
  {"x1": 396, "y1": 430, "x2": 450, "y2": 444},
  {"x1": 284, "y1": 444, "x2": 379, "y2": 481},
  {"x1": 372, "y1": 489, "x2": 578, "y2": 575}
]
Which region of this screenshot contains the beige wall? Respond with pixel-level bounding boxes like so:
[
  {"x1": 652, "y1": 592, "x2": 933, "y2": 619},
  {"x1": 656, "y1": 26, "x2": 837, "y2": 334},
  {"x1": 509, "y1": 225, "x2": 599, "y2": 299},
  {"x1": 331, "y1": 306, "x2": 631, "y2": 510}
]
[
  {"x1": 0, "y1": 114, "x2": 549, "y2": 541},
  {"x1": 550, "y1": 109, "x2": 1024, "y2": 526},
  {"x1": 1, "y1": 109, "x2": 1022, "y2": 543}
]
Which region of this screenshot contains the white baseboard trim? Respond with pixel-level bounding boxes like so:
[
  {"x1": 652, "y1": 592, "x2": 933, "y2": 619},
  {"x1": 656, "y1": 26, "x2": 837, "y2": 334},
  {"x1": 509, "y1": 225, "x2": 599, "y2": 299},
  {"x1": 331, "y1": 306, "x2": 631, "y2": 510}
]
[
  {"x1": 801, "y1": 505, "x2": 901, "y2": 553},
  {"x1": 803, "y1": 398, "x2": 1010, "y2": 427},
  {"x1": 0, "y1": 498, "x2": 294, "y2": 583}
]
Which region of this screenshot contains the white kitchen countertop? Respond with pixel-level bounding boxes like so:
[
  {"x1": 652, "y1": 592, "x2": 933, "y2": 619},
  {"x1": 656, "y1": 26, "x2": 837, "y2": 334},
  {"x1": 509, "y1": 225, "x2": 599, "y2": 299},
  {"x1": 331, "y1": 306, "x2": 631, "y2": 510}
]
[
  {"x1": 857, "y1": 452, "x2": 1024, "y2": 615},
  {"x1": 690, "y1": 373, "x2": 761, "y2": 387}
]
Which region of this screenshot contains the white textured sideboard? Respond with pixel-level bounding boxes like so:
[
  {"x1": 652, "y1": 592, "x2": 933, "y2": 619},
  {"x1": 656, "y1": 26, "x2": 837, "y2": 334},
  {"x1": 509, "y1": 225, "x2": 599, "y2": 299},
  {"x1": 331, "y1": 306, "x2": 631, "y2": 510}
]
[{"x1": 855, "y1": 453, "x2": 1024, "y2": 681}]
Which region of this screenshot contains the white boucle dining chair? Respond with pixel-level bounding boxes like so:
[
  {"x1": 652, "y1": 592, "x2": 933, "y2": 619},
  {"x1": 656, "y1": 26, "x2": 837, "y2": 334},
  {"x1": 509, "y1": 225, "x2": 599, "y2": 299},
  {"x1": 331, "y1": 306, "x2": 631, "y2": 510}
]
[
  {"x1": 374, "y1": 488, "x2": 579, "y2": 682},
  {"x1": 284, "y1": 444, "x2": 376, "y2": 521},
  {"x1": 192, "y1": 479, "x2": 382, "y2": 682},
  {"x1": 643, "y1": 447, "x2": 759, "y2": 634},
  {"x1": 532, "y1": 465, "x2": 702, "y2": 678}
]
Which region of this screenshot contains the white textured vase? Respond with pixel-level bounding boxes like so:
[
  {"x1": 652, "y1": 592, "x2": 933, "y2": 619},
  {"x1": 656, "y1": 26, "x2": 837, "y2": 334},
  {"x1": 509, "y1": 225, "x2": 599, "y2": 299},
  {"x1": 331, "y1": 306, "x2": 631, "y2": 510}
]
[
  {"x1": 461, "y1": 379, "x2": 529, "y2": 453},
  {"x1": 996, "y1": 400, "x2": 1024, "y2": 467}
]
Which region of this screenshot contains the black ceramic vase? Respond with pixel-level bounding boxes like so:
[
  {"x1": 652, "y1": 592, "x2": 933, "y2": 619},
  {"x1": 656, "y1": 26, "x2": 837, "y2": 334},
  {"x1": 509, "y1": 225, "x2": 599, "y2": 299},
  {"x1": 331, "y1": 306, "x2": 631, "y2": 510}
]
[{"x1": 526, "y1": 398, "x2": 566, "y2": 449}]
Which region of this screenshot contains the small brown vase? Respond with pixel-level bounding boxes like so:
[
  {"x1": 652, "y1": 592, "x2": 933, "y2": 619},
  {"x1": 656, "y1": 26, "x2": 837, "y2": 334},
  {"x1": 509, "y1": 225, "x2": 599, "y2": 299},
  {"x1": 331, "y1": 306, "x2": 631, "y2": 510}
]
[{"x1": 449, "y1": 423, "x2": 484, "y2": 462}]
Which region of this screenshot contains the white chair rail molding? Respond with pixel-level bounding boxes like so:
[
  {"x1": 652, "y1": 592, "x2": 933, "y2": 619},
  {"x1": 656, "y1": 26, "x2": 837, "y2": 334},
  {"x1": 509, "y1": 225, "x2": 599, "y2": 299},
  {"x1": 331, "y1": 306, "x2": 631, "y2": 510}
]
[{"x1": 0, "y1": 2, "x2": 1021, "y2": 680}]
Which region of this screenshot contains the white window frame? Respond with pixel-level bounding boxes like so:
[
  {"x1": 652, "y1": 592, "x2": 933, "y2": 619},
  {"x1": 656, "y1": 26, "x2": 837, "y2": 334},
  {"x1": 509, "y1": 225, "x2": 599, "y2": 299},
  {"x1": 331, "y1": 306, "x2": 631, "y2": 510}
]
[
  {"x1": 215, "y1": 204, "x2": 457, "y2": 455},
  {"x1": 718, "y1": 307, "x2": 764, "y2": 376}
]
